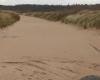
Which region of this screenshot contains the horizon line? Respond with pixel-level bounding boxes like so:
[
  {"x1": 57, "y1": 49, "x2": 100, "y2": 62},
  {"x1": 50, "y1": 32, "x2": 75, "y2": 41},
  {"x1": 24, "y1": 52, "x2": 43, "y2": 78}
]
[{"x1": 0, "y1": 3, "x2": 100, "y2": 6}]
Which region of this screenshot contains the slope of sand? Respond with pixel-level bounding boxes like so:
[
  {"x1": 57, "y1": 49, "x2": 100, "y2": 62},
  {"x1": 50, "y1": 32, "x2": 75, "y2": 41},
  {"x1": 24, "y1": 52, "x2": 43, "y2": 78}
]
[{"x1": 0, "y1": 16, "x2": 100, "y2": 80}]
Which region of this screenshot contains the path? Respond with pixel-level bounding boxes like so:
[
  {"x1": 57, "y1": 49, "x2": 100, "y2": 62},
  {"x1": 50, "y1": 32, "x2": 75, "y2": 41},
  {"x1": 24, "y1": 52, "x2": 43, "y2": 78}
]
[{"x1": 0, "y1": 16, "x2": 100, "y2": 80}]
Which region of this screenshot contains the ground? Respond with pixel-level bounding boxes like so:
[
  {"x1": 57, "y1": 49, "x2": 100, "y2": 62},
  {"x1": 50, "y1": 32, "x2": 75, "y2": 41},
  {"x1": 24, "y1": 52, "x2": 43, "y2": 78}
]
[{"x1": 0, "y1": 16, "x2": 100, "y2": 80}]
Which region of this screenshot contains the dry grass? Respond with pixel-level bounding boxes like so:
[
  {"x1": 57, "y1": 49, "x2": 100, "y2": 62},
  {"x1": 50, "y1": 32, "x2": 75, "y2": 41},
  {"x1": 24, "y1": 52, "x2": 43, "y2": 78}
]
[
  {"x1": 25, "y1": 11, "x2": 74, "y2": 22},
  {"x1": 63, "y1": 10, "x2": 100, "y2": 29},
  {"x1": 28, "y1": 10, "x2": 100, "y2": 29},
  {"x1": 31, "y1": 12, "x2": 66, "y2": 21},
  {"x1": 0, "y1": 11, "x2": 20, "y2": 29}
]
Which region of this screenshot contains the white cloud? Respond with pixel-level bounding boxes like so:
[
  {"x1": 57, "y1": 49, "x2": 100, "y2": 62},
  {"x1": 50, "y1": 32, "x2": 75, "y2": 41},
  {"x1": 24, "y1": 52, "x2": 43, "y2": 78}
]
[
  {"x1": 0, "y1": 0, "x2": 100, "y2": 5},
  {"x1": 0, "y1": 0, "x2": 6, "y2": 3}
]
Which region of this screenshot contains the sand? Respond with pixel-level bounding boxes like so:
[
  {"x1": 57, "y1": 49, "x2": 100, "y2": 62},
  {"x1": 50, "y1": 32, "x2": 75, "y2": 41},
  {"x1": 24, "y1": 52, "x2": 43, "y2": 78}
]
[{"x1": 0, "y1": 16, "x2": 100, "y2": 80}]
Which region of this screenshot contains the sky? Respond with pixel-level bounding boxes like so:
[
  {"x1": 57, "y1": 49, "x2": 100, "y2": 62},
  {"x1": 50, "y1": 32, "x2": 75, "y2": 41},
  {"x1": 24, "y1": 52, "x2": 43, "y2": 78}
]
[{"x1": 0, "y1": 0, "x2": 100, "y2": 5}]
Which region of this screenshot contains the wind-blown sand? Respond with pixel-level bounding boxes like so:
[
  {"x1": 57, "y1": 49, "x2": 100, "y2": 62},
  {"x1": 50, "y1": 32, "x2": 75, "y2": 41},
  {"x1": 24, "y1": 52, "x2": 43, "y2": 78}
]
[{"x1": 0, "y1": 16, "x2": 100, "y2": 80}]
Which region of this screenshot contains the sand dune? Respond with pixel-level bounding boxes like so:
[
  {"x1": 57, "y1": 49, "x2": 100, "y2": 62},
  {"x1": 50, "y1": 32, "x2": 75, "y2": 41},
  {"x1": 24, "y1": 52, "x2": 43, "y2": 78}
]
[{"x1": 0, "y1": 16, "x2": 100, "y2": 80}]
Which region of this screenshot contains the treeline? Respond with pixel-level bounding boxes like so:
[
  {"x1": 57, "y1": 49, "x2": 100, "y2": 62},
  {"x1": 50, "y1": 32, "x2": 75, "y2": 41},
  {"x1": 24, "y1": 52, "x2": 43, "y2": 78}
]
[
  {"x1": 0, "y1": 4, "x2": 100, "y2": 13},
  {"x1": 0, "y1": 5, "x2": 68, "y2": 12}
]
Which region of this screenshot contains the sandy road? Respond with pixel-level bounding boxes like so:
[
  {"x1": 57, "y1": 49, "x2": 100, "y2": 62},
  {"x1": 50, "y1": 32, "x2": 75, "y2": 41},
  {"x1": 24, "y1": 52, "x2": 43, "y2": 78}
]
[
  {"x1": 0, "y1": 15, "x2": 100, "y2": 61},
  {"x1": 0, "y1": 16, "x2": 100, "y2": 80}
]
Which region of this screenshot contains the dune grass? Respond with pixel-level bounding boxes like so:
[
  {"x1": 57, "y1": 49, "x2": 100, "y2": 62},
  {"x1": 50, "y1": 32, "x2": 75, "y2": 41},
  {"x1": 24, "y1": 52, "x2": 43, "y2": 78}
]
[
  {"x1": 29, "y1": 10, "x2": 100, "y2": 29},
  {"x1": 63, "y1": 10, "x2": 100, "y2": 29},
  {"x1": 30, "y1": 9, "x2": 78, "y2": 21},
  {"x1": 33, "y1": 12, "x2": 67, "y2": 21},
  {"x1": 0, "y1": 11, "x2": 20, "y2": 29}
]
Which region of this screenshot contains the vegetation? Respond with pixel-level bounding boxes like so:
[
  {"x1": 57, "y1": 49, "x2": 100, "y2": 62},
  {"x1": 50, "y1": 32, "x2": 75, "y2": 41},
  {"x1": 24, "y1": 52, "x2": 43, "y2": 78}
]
[
  {"x1": 0, "y1": 11, "x2": 20, "y2": 29},
  {"x1": 25, "y1": 7, "x2": 82, "y2": 21},
  {"x1": 0, "y1": 4, "x2": 100, "y2": 13},
  {"x1": 63, "y1": 10, "x2": 100, "y2": 29},
  {"x1": 26, "y1": 10, "x2": 100, "y2": 29},
  {"x1": 0, "y1": 4, "x2": 100, "y2": 29},
  {"x1": 32, "y1": 12, "x2": 66, "y2": 21}
]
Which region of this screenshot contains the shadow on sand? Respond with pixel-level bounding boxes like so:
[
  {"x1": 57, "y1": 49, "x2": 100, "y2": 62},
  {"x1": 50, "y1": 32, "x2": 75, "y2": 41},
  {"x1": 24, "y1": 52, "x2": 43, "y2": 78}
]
[{"x1": 80, "y1": 75, "x2": 100, "y2": 80}]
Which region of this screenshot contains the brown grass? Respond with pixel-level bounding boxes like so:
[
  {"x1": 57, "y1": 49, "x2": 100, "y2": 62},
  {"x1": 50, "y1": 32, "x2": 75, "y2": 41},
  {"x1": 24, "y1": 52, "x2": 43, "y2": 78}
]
[
  {"x1": 0, "y1": 11, "x2": 20, "y2": 29},
  {"x1": 63, "y1": 10, "x2": 100, "y2": 29},
  {"x1": 27, "y1": 10, "x2": 100, "y2": 29}
]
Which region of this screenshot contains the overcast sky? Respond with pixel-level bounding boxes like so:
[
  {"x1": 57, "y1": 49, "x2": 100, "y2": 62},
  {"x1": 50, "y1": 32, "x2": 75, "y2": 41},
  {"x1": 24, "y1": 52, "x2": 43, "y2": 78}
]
[{"x1": 0, "y1": 0, "x2": 100, "y2": 5}]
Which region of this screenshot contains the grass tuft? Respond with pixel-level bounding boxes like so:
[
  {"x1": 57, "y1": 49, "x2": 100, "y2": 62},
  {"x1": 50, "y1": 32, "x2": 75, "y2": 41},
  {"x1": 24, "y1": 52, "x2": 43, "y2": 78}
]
[{"x1": 0, "y1": 11, "x2": 20, "y2": 29}]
